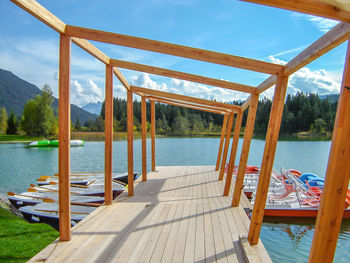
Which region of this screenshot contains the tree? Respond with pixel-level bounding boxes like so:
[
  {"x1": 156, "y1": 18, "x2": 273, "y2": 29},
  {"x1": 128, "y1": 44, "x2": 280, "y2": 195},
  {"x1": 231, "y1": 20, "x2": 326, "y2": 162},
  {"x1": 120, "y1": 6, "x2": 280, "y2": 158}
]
[
  {"x1": 6, "y1": 112, "x2": 18, "y2": 135},
  {"x1": 75, "y1": 117, "x2": 81, "y2": 131},
  {"x1": 21, "y1": 84, "x2": 57, "y2": 137},
  {"x1": 0, "y1": 107, "x2": 7, "y2": 134}
]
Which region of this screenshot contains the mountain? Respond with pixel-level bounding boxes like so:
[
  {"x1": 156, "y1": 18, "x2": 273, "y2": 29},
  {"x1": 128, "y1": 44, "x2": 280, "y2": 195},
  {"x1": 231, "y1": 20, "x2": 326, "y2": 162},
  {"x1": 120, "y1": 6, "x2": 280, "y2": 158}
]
[
  {"x1": 0, "y1": 68, "x2": 97, "y2": 123},
  {"x1": 319, "y1": 94, "x2": 339, "y2": 103},
  {"x1": 82, "y1": 102, "x2": 102, "y2": 115}
]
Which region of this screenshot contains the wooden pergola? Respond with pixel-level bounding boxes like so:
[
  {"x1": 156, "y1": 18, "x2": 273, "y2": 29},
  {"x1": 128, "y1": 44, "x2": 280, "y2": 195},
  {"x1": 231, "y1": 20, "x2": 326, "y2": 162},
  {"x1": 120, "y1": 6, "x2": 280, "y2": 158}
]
[{"x1": 10, "y1": 0, "x2": 350, "y2": 262}]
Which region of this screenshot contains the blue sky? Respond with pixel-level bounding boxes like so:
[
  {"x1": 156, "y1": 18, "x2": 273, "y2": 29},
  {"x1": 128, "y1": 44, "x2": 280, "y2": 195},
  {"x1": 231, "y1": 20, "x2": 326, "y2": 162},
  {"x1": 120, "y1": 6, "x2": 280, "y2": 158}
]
[{"x1": 0, "y1": 0, "x2": 347, "y2": 107}]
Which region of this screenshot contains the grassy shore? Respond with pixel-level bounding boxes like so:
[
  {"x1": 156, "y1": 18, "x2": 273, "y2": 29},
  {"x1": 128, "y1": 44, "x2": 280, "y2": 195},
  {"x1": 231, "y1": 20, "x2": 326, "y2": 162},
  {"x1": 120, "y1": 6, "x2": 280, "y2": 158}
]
[
  {"x1": 0, "y1": 206, "x2": 58, "y2": 262},
  {"x1": 0, "y1": 135, "x2": 43, "y2": 142}
]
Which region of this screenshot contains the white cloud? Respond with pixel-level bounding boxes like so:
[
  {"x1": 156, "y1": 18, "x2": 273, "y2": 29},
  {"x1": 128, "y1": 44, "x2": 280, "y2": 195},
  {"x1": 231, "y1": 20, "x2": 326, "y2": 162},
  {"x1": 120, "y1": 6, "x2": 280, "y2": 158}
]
[
  {"x1": 131, "y1": 73, "x2": 168, "y2": 91},
  {"x1": 291, "y1": 13, "x2": 338, "y2": 32},
  {"x1": 262, "y1": 56, "x2": 341, "y2": 98},
  {"x1": 71, "y1": 79, "x2": 103, "y2": 107}
]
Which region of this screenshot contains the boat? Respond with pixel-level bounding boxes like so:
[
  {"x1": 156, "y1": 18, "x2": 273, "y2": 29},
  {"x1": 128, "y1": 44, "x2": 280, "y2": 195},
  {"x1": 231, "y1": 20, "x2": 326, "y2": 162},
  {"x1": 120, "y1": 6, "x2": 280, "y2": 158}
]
[
  {"x1": 37, "y1": 172, "x2": 138, "y2": 186},
  {"x1": 19, "y1": 203, "x2": 96, "y2": 229},
  {"x1": 28, "y1": 139, "x2": 85, "y2": 148},
  {"x1": 7, "y1": 191, "x2": 105, "y2": 208}
]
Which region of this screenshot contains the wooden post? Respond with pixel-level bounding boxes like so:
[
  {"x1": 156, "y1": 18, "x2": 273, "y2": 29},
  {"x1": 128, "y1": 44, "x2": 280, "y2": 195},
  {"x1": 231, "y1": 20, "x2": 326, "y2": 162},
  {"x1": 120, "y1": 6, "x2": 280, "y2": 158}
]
[
  {"x1": 58, "y1": 34, "x2": 71, "y2": 241},
  {"x1": 223, "y1": 112, "x2": 243, "y2": 196},
  {"x1": 218, "y1": 113, "x2": 235, "y2": 180},
  {"x1": 127, "y1": 89, "x2": 134, "y2": 196},
  {"x1": 231, "y1": 94, "x2": 259, "y2": 207},
  {"x1": 141, "y1": 96, "x2": 147, "y2": 181},
  {"x1": 308, "y1": 39, "x2": 350, "y2": 263},
  {"x1": 104, "y1": 64, "x2": 113, "y2": 204},
  {"x1": 247, "y1": 75, "x2": 289, "y2": 245},
  {"x1": 215, "y1": 114, "x2": 228, "y2": 171},
  {"x1": 151, "y1": 101, "x2": 156, "y2": 171}
]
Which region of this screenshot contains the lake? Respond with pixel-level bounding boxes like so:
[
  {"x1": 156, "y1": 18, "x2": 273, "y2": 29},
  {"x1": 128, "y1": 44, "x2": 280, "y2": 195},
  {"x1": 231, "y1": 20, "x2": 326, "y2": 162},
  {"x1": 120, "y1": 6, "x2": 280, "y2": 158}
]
[{"x1": 0, "y1": 137, "x2": 348, "y2": 262}]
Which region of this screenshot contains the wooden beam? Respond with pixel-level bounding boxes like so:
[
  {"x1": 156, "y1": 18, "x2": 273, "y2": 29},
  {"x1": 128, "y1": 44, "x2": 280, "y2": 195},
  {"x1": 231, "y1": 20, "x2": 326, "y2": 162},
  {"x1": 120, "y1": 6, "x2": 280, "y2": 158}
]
[
  {"x1": 308, "y1": 37, "x2": 350, "y2": 263},
  {"x1": 65, "y1": 25, "x2": 283, "y2": 75},
  {"x1": 127, "y1": 89, "x2": 134, "y2": 196},
  {"x1": 10, "y1": 0, "x2": 66, "y2": 33},
  {"x1": 231, "y1": 94, "x2": 259, "y2": 207},
  {"x1": 151, "y1": 101, "x2": 156, "y2": 171},
  {"x1": 104, "y1": 64, "x2": 113, "y2": 204},
  {"x1": 110, "y1": 59, "x2": 257, "y2": 93},
  {"x1": 240, "y1": 0, "x2": 350, "y2": 23},
  {"x1": 72, "y1": 38, "x2": 110, "y2": 64},
  {"x1": 218, "y1": 114, "x2": 235, "y2": 180},
  {"x1": 224, "y1": 112, "x2": 243, "y2": 196},
  {"x1": 258, "y1": 22, "x2": 350, "y2": 93},
  {"x1": 131, "y1": 85, "x2": 240, "y2": 112},
  {"x1": 113, "y1": 67, "x2": 131, "y2": 90},
  {"x1": 141, "y1": 96, "x2": 147, "y2": 181},
  {"x1": 241, "y1": 95, "x2": 252, "y2": 112},
  {"x1": 58, "y1": 34, "x2": 71, "y2": 241},
  {"x1": 148, "y1": 97, "x2": 229, "y2": 115},
  {"x1": 215, "y1": 114, "x2": 229, "y2": 171},
  {"x1": 248, "y1": 74, "x2": 289, "y2": 245}
]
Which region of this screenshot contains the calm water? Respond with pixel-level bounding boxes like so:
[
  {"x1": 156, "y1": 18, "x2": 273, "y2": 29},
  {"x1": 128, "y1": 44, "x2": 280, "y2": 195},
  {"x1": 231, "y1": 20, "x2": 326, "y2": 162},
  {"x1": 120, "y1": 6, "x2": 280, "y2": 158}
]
[{"x1": 0, "y1": 138, "x2": 348, "y2": 262}]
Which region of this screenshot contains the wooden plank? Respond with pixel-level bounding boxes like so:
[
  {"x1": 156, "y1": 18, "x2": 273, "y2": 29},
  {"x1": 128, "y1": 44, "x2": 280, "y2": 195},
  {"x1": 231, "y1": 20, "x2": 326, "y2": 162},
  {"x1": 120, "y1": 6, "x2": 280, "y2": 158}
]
[
  {"x1": 248, "y1": 75, "x2": 289, "y2": 245},
  {"x1": 65, "y1": 25, "x2": 283, "y2": 75},
  {"x1": 71, "y1": 38, "x2": 110, "y2": 64},
  {"x1": 224, "y1": 112, "x2": 243, "y2": 196},
  {"x1": 10, "y1": 0, "x2": 66, "y2": 33},
  {"x1": 231, "y1": 94, "x2": 259, "y2": 207},
  {"x1": 113, "y1": 67, "x2": 131, "y2": 90},
  {"x1": 218, "y1": 114, "x2": 235, "y2": 180},
  {"x1": 148, "y1": 97, "x2": 229, "y2": 114},
  {"x1": 258, "y1": 22, "x2": 350, "y2": 93},
  {"x1": 104, "y1": 64, "x2": 113, "y2": 204},
  {"x1": 132, "y1": 85, "x2": 240, "y2": 112},
  {"x1": 58, "y1": 34, "x2": 71, "y2": 241},
  {"x1": 216, "y1": 114, "x2": 229, "y2": 171},
  {"x1": 240, "y1": 0, "x2": 350, "y2": 23},
  {"x1": 241, "y1": 95, "x2": 252, "y2": 111},
  {"x1": 151, "y1": 101, "x2": 156, "y2": 171},
  {"x1": 141, "y1": 96, "x2": 147, "y2": 181},
  {"x1": 127, "y1": 89, "x2": 134, "y2": 196},
  {"x1": 110, "y1": 59, "x2": 256, "y2": 93},
  {"x1": 308, "y1": 38, "x2": 350, "y2": 263}
]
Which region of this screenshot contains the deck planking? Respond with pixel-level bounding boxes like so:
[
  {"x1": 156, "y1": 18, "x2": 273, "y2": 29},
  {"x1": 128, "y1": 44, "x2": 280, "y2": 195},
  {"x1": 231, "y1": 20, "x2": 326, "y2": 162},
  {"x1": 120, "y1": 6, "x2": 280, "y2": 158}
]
[{"x1": 29, "y1": 166, "x2": 271, "y2": 263}]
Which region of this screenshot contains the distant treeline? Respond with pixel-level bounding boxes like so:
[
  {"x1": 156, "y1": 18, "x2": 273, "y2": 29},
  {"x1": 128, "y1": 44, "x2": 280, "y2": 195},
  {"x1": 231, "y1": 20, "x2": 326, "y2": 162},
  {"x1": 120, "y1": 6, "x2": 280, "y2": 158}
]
[{"x1": 78, "y1": 92, "x2": 337, "y2": 136}]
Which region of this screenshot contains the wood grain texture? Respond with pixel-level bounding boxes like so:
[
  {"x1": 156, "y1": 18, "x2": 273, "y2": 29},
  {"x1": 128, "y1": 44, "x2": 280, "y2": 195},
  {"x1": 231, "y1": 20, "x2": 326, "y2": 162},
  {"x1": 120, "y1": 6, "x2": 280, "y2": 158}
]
[
  {"x1": 110, "y1": 59, "x2": 256, "y2": 93},
  {"x1": 58, "y1": 34, "x2": 71, "y2": 241},
  {"x1": 248, "y1": 75, "x2": 289, "y2": 245},
  {"x1": 104, "y1": 64, "x2": 113, "y2": 204},
  {"x1": 72, "y1": 38, "x2": 110, "y2": 64},
  {"x1": 224, "y1": 112, "x2": 243, "y2": 196},
  {"x1": 141, "y1": 96, "x2": 147, "y2": 181},
  {"x1": 308, "y1": 38, "x2": 350, "y2": 263},
  {"x1": 218, "y1": 113, "x2": 235, "y2": 180},
  {"x1": 215, "y1": 114, "x2": 229, "y2": 171},
  {"x1": 240, "y1": 0, "x2": 350, "y2": 23},
  {"x1": 127, "y1": 90, "x2": 134, "y2": 196},
  {"x1": 151, "y1": 101, "x2": 156, "y2": 171},
  {"x1": 232, "y1": 94, "x2": 259, "y2": 207},
  {"x1": 65, "y1": 25, "x2": 283, "y2": 75}
]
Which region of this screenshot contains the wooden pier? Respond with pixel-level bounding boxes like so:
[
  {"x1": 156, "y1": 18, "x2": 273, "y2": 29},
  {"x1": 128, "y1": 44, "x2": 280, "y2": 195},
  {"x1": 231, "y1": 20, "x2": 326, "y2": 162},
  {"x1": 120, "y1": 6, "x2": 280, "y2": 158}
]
[{"x1": 29, "y1": 166, "x2": 270, "y2": 263}]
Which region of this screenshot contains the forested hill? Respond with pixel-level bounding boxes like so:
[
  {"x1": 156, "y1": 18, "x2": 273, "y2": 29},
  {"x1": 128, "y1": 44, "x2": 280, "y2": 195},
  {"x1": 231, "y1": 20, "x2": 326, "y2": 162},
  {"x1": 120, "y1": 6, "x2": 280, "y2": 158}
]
[
  {"x1": 0, "y1": 68, "x2": 97, "y2": 123},
  {"x1": 96, "y1": 93, "x2": 338, "y2": 136}
]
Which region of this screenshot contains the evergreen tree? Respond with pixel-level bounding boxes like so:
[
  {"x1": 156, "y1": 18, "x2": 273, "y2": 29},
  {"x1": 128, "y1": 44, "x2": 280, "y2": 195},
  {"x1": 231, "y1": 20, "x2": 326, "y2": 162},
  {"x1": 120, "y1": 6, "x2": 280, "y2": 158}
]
[
  {"x1": 75, "y1": 117, "x2": 81, "y2": 131},
  {"x1": 0, "y1": 107, "x2": 7, "y2": 134},
  {"x1": 6, "y1": 112, "x2": 18, "y2": 135}
]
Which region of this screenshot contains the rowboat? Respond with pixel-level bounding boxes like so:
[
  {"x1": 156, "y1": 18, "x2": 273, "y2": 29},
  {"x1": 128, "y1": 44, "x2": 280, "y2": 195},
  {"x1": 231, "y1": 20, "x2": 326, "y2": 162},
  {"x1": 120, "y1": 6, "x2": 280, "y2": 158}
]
[
  {"x1": 19, "y1": 203, "x2": 96, "y2": 229},
  {"x1": 8, "y1": 191, "x2": 105, "y2": 208}
]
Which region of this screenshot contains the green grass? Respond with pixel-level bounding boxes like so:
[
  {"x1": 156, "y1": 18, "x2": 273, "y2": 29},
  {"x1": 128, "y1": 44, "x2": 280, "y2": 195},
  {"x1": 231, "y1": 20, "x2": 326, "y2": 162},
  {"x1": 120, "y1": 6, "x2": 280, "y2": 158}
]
[
  {"x1": 0, "y1": 207, "x2": 58, "y2": 263},
  {"x1": 0, "y1": 135, "x2": 43, "y2": 142}
]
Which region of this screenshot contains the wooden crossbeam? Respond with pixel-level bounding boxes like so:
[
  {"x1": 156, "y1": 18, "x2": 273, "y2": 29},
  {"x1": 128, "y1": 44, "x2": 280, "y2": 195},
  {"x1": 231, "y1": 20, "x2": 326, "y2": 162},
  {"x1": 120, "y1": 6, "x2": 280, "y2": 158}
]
[
  {"x1": 241, "y1": 95, "x2": 252, "y2": 111},
  {"x1": 258, "y1": 22, "x2": 350, "y2": 93},
  {"x1": 110, "y1": 59, "x2": 257, "y2": 93},
  {"x1": 240, "y1": 0, "x2": 350, "y2": 23},
  {"x1": 72, "y1": 38, "x2": 110, "y2": 64},
  {"x1": 148, "y1": 97, "x2": 227, "y2": 115},
  {"x1": 131, "y1": 86, "x2": 240, "y2": 112},
  {"x1": 65, "y1": 25, "x2": 283, "y2": 75}
]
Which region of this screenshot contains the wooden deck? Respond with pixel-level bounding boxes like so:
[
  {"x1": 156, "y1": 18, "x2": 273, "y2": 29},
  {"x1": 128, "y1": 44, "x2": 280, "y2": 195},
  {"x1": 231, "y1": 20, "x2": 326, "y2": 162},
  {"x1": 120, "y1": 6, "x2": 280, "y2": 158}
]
[{"x1": 29, "y1": 166, "x2": 271, "y2": 263}]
